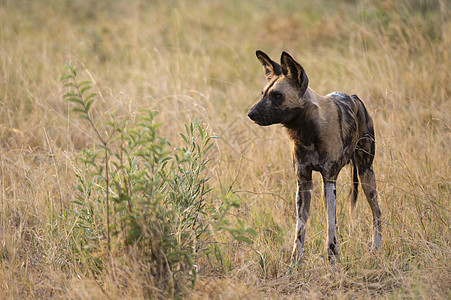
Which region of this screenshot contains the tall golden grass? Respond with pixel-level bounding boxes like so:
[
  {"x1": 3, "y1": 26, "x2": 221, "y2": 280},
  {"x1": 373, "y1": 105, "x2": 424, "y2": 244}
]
[{"x1": 0, "y1": 0, "x2": 449, "y2": 298}]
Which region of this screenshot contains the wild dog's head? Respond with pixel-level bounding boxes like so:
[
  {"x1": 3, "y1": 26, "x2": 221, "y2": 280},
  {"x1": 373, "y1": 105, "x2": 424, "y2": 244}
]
[{"x1": 248, "y1": 51, "x2": 317, "y2": 126}]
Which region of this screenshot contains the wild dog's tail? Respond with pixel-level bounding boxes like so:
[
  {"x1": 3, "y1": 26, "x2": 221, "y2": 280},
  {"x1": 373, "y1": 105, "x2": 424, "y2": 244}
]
[{"x1": 349, "y1": 157, "x2": 359, "y2": 215}]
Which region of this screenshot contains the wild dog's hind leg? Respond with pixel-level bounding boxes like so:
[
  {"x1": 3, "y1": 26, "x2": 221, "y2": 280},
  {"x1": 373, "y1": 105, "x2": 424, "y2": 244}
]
[
  {"x1": 359, "y1": 167, "x2": 381, "y2": 249},
  {"x1": 323, "y1": 177, "x2": 339, "y2": 265},
  {"x1": 355, "y1": 136, "x2": 382, "y2": 249},
  {"x1": 291, "y1": 173, "x2": 312, "y2": 263}
]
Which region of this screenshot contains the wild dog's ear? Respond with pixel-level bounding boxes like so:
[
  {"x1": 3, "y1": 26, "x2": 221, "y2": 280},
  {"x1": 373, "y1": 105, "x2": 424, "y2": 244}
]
[
  {"x1": 280, "y1": 52, "x2": 309, "y2": 96},
  {"x1": 256, "y1": 50, "x2": 283, "y2": 82}
]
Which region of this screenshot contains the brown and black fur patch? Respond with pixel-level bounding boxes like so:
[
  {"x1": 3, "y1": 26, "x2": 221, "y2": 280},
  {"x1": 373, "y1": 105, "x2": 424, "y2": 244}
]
[{"x1": 248, "y1": 51, "x2": 382, "y2": 267}]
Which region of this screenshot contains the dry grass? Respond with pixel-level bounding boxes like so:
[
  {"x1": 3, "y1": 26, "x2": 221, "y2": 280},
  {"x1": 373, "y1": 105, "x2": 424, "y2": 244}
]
[{"x1": 0, "y1": 0, "x2": 450, "y2": 298}]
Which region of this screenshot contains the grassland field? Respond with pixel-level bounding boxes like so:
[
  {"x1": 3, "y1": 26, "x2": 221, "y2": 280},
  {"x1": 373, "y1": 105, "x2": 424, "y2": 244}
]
[{"x1": 0, "y1": 0, "x2": 450, "y2": 298}]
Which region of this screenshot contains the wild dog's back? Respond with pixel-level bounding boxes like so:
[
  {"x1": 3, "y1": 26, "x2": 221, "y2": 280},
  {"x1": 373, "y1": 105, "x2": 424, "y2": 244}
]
[{"x1": 325, "y1": 92, "x2": 375, "y2": 156}]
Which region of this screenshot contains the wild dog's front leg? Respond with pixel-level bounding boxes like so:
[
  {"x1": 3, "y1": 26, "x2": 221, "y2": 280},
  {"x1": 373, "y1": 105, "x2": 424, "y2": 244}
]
[
  {"x1": 323, "y1": 179, "x2": 339, "y2": 265},
  {"x1": 291, "y1": 176, "x2": 312, "y2": 263}
]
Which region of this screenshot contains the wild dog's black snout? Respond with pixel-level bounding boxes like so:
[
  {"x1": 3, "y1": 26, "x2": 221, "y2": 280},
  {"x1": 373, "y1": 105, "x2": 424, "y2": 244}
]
[
  {"x1": 247, "y1": 107, "x2": 258, "y2": 122},
  {"x1": 248, "y1": 104, "x2": 267, "y2": 125},
  {"x1": 247, "y1": 103, "x2": 276, "y2": 126}
]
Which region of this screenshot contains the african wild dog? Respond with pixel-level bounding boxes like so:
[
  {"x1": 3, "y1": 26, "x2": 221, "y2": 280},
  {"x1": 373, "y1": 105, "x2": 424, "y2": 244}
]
[{"x1": 248, "y1": 51, "x2": 381, "y2": 266}]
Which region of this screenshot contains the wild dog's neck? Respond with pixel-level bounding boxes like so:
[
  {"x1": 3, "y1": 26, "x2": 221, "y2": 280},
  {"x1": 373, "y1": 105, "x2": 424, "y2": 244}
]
[{"x1": 283, "y1": 101, "x2": 320, "y2": 148}]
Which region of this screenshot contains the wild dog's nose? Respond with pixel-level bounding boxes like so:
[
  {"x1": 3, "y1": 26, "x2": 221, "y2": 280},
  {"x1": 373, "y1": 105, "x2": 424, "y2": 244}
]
[{"x1": 247, "y1": 109, "x2": 257, "y2": 121}]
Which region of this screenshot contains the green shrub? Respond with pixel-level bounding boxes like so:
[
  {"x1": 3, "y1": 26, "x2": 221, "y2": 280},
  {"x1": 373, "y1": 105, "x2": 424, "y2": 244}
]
[{"x1": 61, "y1": 63, "x2": 255, "y2": 297}]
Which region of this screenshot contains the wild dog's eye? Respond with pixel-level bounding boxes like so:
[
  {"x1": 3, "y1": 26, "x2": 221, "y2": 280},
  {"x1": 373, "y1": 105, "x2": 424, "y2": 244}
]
[{"x1": 271, "y1": 91, "x2": 284, "y2": 104}]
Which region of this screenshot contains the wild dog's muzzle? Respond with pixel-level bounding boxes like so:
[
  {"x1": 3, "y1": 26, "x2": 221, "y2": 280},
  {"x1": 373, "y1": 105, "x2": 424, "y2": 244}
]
[
  {"x1": 247, "y1": 107, "x2": 261, "y2": 124},
  {"x1": 247, "y1": 106, "x2": 272, "y2": 126},
  {"x1": 248, "y1": 102, "x2": 301, "y2": 126},
  {"x1": 247, "y1": 99, "x2": 283, "y2": 126}
]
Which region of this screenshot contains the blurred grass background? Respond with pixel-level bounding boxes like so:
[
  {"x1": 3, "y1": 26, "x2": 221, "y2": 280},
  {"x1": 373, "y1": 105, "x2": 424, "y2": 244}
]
[{"x1": 0, "y1": 0, "x2": 450, "y2": 298}]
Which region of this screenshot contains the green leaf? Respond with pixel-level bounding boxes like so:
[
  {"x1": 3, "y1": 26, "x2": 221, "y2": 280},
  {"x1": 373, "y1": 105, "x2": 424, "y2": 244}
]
[
  {"x1": 63, "y1": 82, "x2": 76, "y2": 88},
  {"x1": 64, "y1": 91, "x2": 78, "y2": 97},
  {"x1": 85, "y1": 93, "x2": 97, "y2": 101},
  {"x1": 180, "y1": 133, "x2": 188, "y2": 144},
  {"x1": 72, "y1": 107, "x2": 87, "y2": 114},
  {"x1": 80, "y1": 85, "x2": 92, "y2": 94},
  {"x1": 60, "y1": 74, "x2": 74, "y2": 81},
  {"x1": 67, "y1": 98, "x2": 84, "y2": 105},
  {"x1": 246, "y1": 228, "x2": 258, "y2": 236},
  {"x1": 85, "y1": 99, "x2": 94, "y2": 112},
  {"x1": 79, "y1": 80, "x2": 92, "y2": 87},
  {"x1": 71, "y1": 200, "x2": 86, "y2": 206},
  {"x1": 68, "y1": 209, "x2": 81, "y2": 216}
]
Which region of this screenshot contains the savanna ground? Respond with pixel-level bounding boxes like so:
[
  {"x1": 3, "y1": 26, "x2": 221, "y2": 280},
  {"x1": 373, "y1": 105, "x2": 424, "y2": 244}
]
[{"x1": 1, "y1": 0, "x2": 450, "y2": 298}]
